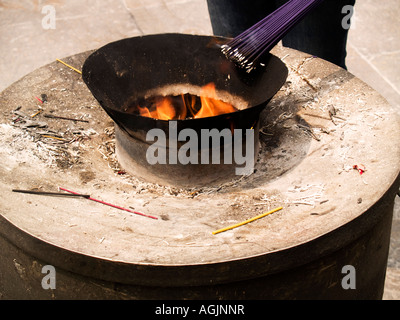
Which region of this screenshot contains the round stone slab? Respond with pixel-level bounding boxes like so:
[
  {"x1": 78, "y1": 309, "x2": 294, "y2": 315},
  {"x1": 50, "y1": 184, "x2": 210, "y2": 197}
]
[{"x1": 0, "y1": 47, "x2": 399, "y2": 288}]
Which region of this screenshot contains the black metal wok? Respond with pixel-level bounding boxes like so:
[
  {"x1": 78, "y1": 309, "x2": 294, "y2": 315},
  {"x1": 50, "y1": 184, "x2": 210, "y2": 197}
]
[
  {"x1": 82, "y1": 33, "x2": 288, "y2": 138},
  {"x1": 81, "y1": 34, "x2": 288, "y2": 187}
]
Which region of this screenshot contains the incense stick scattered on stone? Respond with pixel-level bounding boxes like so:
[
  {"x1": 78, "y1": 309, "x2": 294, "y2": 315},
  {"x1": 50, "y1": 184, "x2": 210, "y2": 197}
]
[
  {"x1": 59, "y1": 187, "x2": 158, "y2": 220},
  {"x1": 56, "y1": 58, "x2": 82, "y2": 75},
  {"x1": 31, "y1": 110, "x2": 43, "y2": 118},
  {"x1": 44, "y1": 114, "x2": 89, "y2": 123},
  {"x1": 35, "y1": 96, "x2": 44, "y2": 104},
  {"x1": 41, "y1": 135, "x2": 70, "y2": 142},
  {"x1": 12, "y1": 189, "x2": 90, "y2": 198},
  {"x1": 212, "y1": 206, "x2": 283, "y2": 235}
]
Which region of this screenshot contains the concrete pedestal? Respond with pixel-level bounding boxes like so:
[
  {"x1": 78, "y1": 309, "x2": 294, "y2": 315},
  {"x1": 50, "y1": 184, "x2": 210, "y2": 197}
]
[{"x1": 0, "y1": 46, "x2": 399, "y2": 299}]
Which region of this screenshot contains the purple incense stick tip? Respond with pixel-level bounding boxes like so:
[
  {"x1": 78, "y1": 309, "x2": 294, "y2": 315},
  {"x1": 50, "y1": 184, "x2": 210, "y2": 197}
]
[{"x1": 222, "y1": 0, "x2": 325, "y2": 72}]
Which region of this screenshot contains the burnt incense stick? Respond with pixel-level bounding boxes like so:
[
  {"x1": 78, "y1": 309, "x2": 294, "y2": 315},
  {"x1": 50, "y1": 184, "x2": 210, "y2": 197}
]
[
  {"x1": 12, "y1": 189, "x2": 90, "y2": 198},
  {"x1": 44, "y1": 114, "x2": 89, "y2": 123},
  {"x1": 59, "y1": 187, "x2": 158, "y2": 220},
  {"x1": 222, "y1": 0, "x2": 325, "y2": 72}
]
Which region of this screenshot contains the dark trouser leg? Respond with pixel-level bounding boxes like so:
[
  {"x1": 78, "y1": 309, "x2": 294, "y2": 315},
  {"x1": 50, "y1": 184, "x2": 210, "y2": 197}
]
[
  {"x1": 206, "y1": 0, "x2": 276, "y2": 38},
  {"x1": 277, "y1": 0, "x2": 356, "y2": 69}
]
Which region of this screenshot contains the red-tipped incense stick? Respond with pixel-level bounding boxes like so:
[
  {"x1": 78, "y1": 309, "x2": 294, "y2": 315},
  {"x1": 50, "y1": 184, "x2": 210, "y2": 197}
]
[
  {"x1": 34, "y1": 96, "x2": 44, "y2": 104},
  {"x1": 59, "y1": 187, "x2": 158, "y2": 220}
]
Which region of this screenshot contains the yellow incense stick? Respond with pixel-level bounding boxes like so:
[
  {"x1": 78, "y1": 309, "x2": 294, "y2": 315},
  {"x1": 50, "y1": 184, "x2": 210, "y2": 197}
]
[
  {"x1": 31, "y1": 110, "x2": 42, "y2": 118},
  {"x1": 42, "y1": 135, "x2": 68, "y2": 142},
  {"x1": 56, "y1": 59, "x2": 82, "y2": 75},
  {"x1": 212, "y1": 206, "x2": 283, "y2": 235}
]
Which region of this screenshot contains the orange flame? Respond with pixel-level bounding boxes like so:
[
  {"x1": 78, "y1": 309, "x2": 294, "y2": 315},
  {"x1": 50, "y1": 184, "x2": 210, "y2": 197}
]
[
  {"x1": 195, "y1": 83, "x2": 237, "y2": 119},
  {"x1": 137, "y1": 97, "x2": 179, "y2": 121},
  {"x1": 137, "y1": 83, "x2": 237, "y2": 120}
]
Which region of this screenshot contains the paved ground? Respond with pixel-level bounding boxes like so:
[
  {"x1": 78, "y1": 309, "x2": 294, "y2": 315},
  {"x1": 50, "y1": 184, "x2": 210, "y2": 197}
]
[
  {"x1": 345, "y1": 0, "x2": 400, "y2": 300},
  {"x1": 0, "y1": 0, "x2": 399, "y2": 299}
]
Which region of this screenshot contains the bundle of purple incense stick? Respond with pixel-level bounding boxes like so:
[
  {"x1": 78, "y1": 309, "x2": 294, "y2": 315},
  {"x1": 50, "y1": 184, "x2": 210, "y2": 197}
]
[{"x1": 221, "y1": 0, "x2": 325, "y2": 72}]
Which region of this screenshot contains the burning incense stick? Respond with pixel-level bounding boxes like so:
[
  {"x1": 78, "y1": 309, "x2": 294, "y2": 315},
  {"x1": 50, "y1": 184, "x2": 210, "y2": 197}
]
[
  {"x1": 59, "y1": 187, "x2": 158, "y2": 220},
  {"x1": 212, "y1": 206, "x2": 283, "y2": 235},
  {"x1": 56, "y1": 59, "x2": 82, "y2": 75},
  {"x1": 222, "y1": 0, "x2": 325, "y2": 72}
]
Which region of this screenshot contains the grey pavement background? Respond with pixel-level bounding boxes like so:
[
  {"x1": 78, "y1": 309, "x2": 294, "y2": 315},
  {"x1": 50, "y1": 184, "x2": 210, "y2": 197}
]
[{"x1": 0, "y1": 0, "x2": 399, "y2": 299}]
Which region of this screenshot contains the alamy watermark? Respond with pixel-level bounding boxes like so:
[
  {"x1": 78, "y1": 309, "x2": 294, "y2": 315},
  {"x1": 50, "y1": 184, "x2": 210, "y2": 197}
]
[
  {"x1": 341, "y1": 265, "x2": 356, "y2": 290},
  {"x1": 342, "y1": 5, "x2": 356, "y2": 30},
  {"x1": 42, "y1": 5, "x2": 56, "y2": 30},
  {"x1": 40, "y1": 4, "x2": 355, "y2": 31},
  {"x1": 41, "y1": 265, "x2": 56, "y2": 290},
  {"x1": 145, "y1": 121, "x2": 255, "y2": 175}
]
